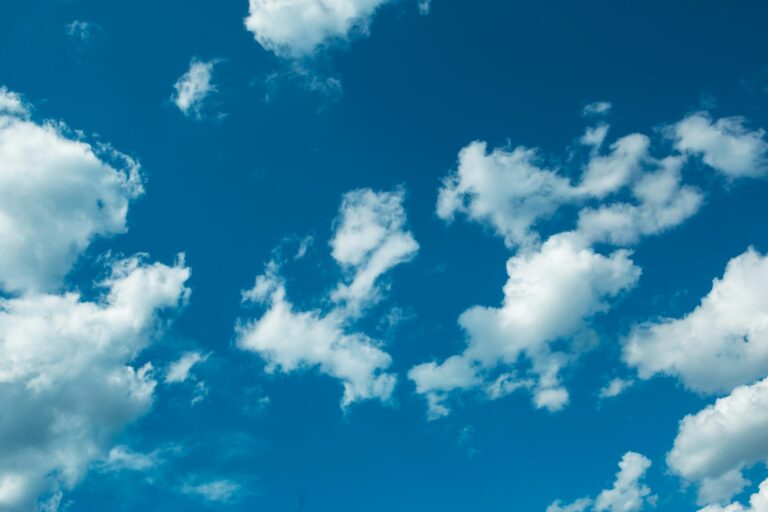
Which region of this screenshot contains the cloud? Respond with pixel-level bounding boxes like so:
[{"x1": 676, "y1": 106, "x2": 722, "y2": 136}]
[
  {"x1": 172, "y1": 58, "x2": 218, "y2": 119},
  {"x1": 329, "y1": 188, "x2": 419, "y2": 315},
  {"x1": 0, "y1": 256, "x2": 190, "y2": 510},
  {"x1": 625, "y1": 248, "x2": 768, "y2": 394},
  {"x1": 0, "y1": 88, "x2": 143, "y2": 293},
  {"x1": 671, "y1": 112, "x2": 768, "y2": 178},
  {"x1": 698, "y1": 478, "x2": 768, "y2": 512},
  {"x1": 583, "y1": 101, "x2": 612, "y2": 117},
  {"x1": 65, "y1": 20, "x2": 99, "y2": 42},
  {"x1": 244, "y1": 0, "x2": 390, "y2": 58},
  {"x1": 599, "y1": 378, "x2": 635, "y2": 399},
  {"x1": 182, "y1": 479, "x2": 241, "y2": 503},
  {"x1": 667, "y1": 377, "x2": 768, "y2": 505},
  {"x1": 237, "y1": 189, "x2": 417, "y2": 408},
  {"x1": 97, "y1": 446, "x2": 161, "y2": 473},
  {"x1": 548, "y1": 452, "x2": 655, "y2": 512},
  {"x1": 416, "y1": 105, "x2": 767, "y2": 419},
  {"x1": 165, "y1": 351, "x2": 209, "y2": 384},
  {"x1": 409, "y1": 232, "x2": 640, "y2": 418}
]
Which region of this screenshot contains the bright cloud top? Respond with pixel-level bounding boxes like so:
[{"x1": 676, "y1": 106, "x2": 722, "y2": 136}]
[
  {"x1": 245, "y1": 0, "x2": 390, "y2": 58},
  {"x1": 668, "y1": 376, "x2": 768, "y2": 506},
  {"x1": 0, "y1": 87, "x2": 143, "y2": 294},
  {"x1": 172, "y1": 58, "x2": 218, "y2": 119},
  {"x1": 0, "y1": 256, "x2": 190, "y2": 510},
  {"x1": 625, "y1": 248, "x2": 768, "y2": 394},
  {"x1": 410, "y1": 105, "x2": 756, "y2": 418},
  {"x1": 548, "y1": 451, "x2": 655, "y2": 512},
  {"x1": 237, "y1": 188, "x2": 417, "y2": 407}
]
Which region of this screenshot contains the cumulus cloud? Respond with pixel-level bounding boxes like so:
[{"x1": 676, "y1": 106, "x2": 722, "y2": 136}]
[
  {"x1": 244, "y1": 0, "x2": 390, "y2": 58},
  {"x1": 667, "y1": 377, "x2": 768, "y2": 505},
  {"x1": 330, "y1": 188, "x2": 419, "y2": 314},
  {"x1": 699, "y1": 478, "x2": 768, "y2": 512},
  {"x1": 0, "y1": 88, "x2": 143, "y2": 293},
  {"x1": 165, "y1": 351, "x2": 208, "y2": 384},
  {"x1": 417, "y1": 105, "x2": 766, "y2": 418},
  {"x1": 548, "y1": 452, "x2": 655, "y2": 512},
  {"x1": 625, "y1": 249, "x2": 768, "y2": 394},
  {"x1": 409, "y1": 232, "x2": 640, "y2": 417},
  {"x1": 237, "y1": 189, "x2": 417, "y2": 408},
  {"x1": 172, "y1": 58, "x2": 218, "y2": 119},
  {"x1": 672, "y1": 112, "x2": 768, "y2": 178},
  {"x1": 0, "y1": 256, "x2": 190, "y2": 510}
]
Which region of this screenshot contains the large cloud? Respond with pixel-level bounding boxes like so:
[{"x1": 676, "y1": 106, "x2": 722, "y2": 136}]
[
  {"x1": 625, "y1": 249, "x2": 768, "y2": 394},
  {"x1": 237, "y1": 189, "x2": 416, "y2": 407},
  {"x1": 412, "y1": 106, "x2": 736, "y2": 418},
  {"x1": 699, "y1": 478, "x2": 768, "y2": 512},
  {"x1": 0, "y1": 88, "x2": 143, "y2": 294},
  {"x1": 244, "y1": 0, "x2": 390, "y2": 58},
  {"x1": 547, "y1": 451, "x2": 655, "y2": 512},
  {"x1": 409, "y1": 232, "x2": 640, "y2": 417},
  {"x1": 667, "y1": 377, "x2": 768, "y2": 506},
  {"x1": 0, "y1": 256, "x2": 190, "y2": 510}
]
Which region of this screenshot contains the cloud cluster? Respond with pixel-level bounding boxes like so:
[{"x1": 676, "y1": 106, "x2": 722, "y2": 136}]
[
  {"x1": 0, "y1": 86, "x2": 191, "y2": 510},
  {"x1": 411, "y1": 104, "x2": 768, "y2": 418},
  {"x1": 245, "y1": 0, "x2": 391, "y2": 58},
  {"x1": 237, "y1": 189, "x2": 417, "y2": 407},
  {"x1": 548, "y1": 452, "x2": 655, "y2": 512}
]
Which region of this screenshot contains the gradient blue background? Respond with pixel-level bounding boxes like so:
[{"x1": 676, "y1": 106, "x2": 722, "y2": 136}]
[{"x1": 1, "y1": 0, "x2": 767, "y2": 510}]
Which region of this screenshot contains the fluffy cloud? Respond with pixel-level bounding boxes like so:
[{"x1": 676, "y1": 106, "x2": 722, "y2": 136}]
[
  {"x1": 165, "y1": 351, "x2": 208, "y2": 384},
  {"x1": 417, "y1": 106, "x2": 765, "y2": 418},
  {"x1": 599, "y1": 378, "x2": 635, "y2": 399},
  {"x1": 667, "y1": 377, "x2": 768, "y2": 505},
  {"x1": 0, "y1": 256, "x2": 190, "y2": 510},
  {"x1": 244, "y1": 0, "x2": 390, "y2": 58},
  {"x1": 436, "y1": 141, "x2": 574, "y2": 248},
  {"x1": 182, "y1": 479, "x2": 241, "y2": 503},
  {"x1": 409, "y1": 232, "x2": 640, "y2": 417},
  {"x1": 548, "y1": 452, "x2": 655, "y2": 512},
  {"x1": 699, "y1": 478, "x2": 768, "y2": 512},
  {"x1": 329, "y1": 188, "x2": 419, "y2": 314},
  {"x1": 172, "y1": 58, "x2": 218, "y2": 119},
  {"x1": 237, "y1": 189, "x2": 416, "y2": 407},
  {"x1": 0, "y1": 89, "x2": 143, "y2": 293},
  {"x1": 672, "y1": 112, "x2": 768, "y2": 178},
  {"x1": 625, "y1": 249, "x2": 768, "y2": 394}
]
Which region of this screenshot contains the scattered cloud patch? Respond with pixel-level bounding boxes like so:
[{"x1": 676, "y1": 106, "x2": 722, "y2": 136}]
[
  {"x1": 183, "y1": 479, "x2": 241, "y2": 503},
  {"x1": 548, "y1": 452, "x2": 655, "y2": 512},
  {"x1": 583, "y1": 101, "x2": 612, "y2": 117},
  {"x1": 699, "y1": 478, "x2": 768, "y2": 512},
  {"x1": 244, "y1": 0, "x2": 391, "y2": 58},
  {"x1": 625, "y1": 248, "x2": 768, "y2": 394},
  {"x1": 165, "y1": 351, "x2": 209, "y2": 384},
  {"x1": 65, "y1": 20, "x2": 99, "y2": 42},
  {"x1": 599, "y1": 378, "x2": 635, "y2": 399},
  {"x1": 172, "y1": 58, "x2": 219, "y2": 119}
]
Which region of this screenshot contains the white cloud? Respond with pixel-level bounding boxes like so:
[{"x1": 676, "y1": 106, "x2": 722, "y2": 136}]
[
  {"x1": 577, "y1": 134, "x2": 649, "y2": 198},
  {"x1": 330, "y1": 188, "x2": 419, "y2": 314},
  {"x1": 237, "y1": 189, "x2": 416, "y2": 408},
  {"x1": 667, "y1": 377, "x2": 768, "y2": 506},
  {"x1": 183, "y1": 479, "x2": 241, "y2": 503},
  {"x1": 625, "y1": 249, "x2": 768, "y2": 394},
  {"x1": 699, "y1": 478, "x2": 768, "y2": 512},
  {"x1": 172, "y1": 59, "x2": 218, "y2": 119},
  {"x1": 672, "y1": 112, "x2": 768, "y2": 178},
  {"x1": 583, "y1": 101, "x2": 612, "y2": 117},
  {"x1": 165, "y1": 351, "x2": 208, "y2": 384},
  {"x1": 409, "y1": 232, "x2": 640, "y2": 417},
  {"x1": 97, "y1": 446, "x2": 160, "y2": 473},
  {"x1": 599, "y1": 378, "x2": 635, "y2": 399},
  {"x1": 418, "y1": 0, "x2": 431, "y2": 15},
  {"x1": 548, "y1": 452, "x2": 655, "y2": 512},
  {"x1": 0, "y1": 89, "x2": 143, "y2": 293},
  {"x1": 0, "y1": 256, "x2": 190, "y2": 510},
  {"x1": 65, "y1": 20, "x2": 98, "y2": 42},
  {"x1": 244, "y1": 0, "x2": 390, "y2": 58},
  {"x1": 436, "y1": 141, "x2": 575, "y2": 248}
]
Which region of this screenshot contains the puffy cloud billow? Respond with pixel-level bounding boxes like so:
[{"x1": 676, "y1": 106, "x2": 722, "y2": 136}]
[{"x1": 237, "y1": 188, "x2": 417, "y2": 408}]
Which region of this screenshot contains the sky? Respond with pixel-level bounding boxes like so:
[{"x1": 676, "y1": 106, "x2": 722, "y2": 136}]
[{"x1": 1, "y1": 1, "x2": 768, "y2": 511}]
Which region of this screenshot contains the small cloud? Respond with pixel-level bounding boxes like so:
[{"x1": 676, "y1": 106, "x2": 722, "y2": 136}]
[
  {"x1": 183, "y1": 479, "x2": 241, "y2": 503},
  {"x1": 165, "y1": 351, "x2": 209, "y2": 384},
  {"x1": 172, "y1": 58, "x2": 220, "y2": 119},
  {"x1": 65, "y1": 20, "x2": 99, "y2": 42},
  {"x1": 418, "y1": 0, "x2": 432, "y2": 15},
  {"x1": 582, "y1": 101, "x2": 612, "y2": 117},
  {"x1": 96, "y1": 444, "x2": 182, "y2": 473},
  {"x1": 599, "y1": 378, "x2": 635, "y2": 399}
]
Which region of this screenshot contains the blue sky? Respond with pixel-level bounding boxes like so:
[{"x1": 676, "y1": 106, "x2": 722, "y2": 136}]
[{"x1": 1, "y1": 1, "x2": 768, "y2": 511}]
